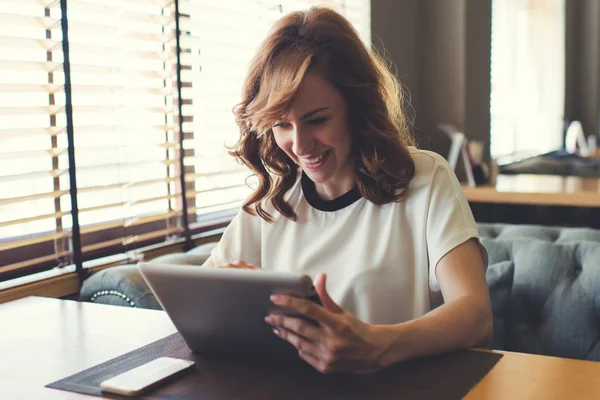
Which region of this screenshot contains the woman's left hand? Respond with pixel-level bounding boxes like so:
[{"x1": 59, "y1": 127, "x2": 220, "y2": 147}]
[{"x1": 265, "y1": 273, "x2": 390, "y2": 374}]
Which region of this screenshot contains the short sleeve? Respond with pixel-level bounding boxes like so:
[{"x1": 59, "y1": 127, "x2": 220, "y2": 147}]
[
  {"x1": 210, "y1": 207, "x2": 262, "y2": 267},
  {"x1": 425, "y1": 156, "x2": 488, "y2": 287}
]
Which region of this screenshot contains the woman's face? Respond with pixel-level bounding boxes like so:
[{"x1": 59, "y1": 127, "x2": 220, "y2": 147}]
[{"x1": 271, "y1": 71, "x2": 355, "y2": 199}]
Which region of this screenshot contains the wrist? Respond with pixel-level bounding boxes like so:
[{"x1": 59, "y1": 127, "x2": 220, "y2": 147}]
[{"x1": 369, "y1": 323, "x2": 410, "y2": 369}]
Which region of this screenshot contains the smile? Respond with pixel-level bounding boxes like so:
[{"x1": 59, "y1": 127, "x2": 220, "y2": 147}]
[{"x1": 302, "y1": 150, "x2": 330, "y2": 166}]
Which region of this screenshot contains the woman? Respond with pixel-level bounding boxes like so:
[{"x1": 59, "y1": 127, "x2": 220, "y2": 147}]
[{"x1": 202, "y1": 7, "x2": 492, "y2": 374}]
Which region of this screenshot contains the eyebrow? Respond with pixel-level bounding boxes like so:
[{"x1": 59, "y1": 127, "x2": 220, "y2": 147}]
[{"x1": 300, "y1": 107, "x2": 330, "y2": 121}]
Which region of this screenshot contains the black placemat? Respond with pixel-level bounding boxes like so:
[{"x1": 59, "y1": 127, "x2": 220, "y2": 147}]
[{"x1": 47, "y1": 333, "x2": 503, "y2": 399}]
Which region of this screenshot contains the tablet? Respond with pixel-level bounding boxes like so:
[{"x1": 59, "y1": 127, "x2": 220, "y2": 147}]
[{"x1": 138, "y1": 262, "x2": 320, "y2": 359}]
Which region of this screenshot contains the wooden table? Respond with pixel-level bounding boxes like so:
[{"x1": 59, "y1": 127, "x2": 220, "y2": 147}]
[
  {"x1": 2, "y1": 297, "x2": 600, "y2": 399},
  {"x1": 463, "y1": 174, "x2": 600, "y2": 207}
]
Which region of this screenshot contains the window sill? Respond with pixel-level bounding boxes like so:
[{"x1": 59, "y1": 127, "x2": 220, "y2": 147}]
[{"x1": 0, "y1": 219, "x2": 230, "y2": 305}]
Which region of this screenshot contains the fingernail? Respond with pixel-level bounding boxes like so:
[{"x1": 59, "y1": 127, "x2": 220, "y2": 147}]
[
  {"x1": 272, "y1": 328, "x2": 280, "y2": 336},
  {"x1": 265, "y1": 316, "x2": 274, "y2": 324},
  {"x1": 270, "y1": 295, "x2": 280, "y2": 303}
]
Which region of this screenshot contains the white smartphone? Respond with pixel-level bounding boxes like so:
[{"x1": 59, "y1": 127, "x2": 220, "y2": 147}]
[{"x1": 100, "y1": 357, "x2": 195, "y2": 396}]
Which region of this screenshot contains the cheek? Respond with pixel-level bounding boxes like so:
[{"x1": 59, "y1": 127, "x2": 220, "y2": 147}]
[
  {"x1": 328, "y1": 123, "x2": 352, "y2": 155},
  {"x1": 273, "y1": 134, "x2": 294, "y2": 157}
]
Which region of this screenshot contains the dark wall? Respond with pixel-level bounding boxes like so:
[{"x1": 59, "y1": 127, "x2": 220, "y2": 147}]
[
  {"x1": 371, "y1": 0, "x2": 491, "y2": 160},
  {"x1": 370, "y1": 0, "x2": 421, "y2": 138},
  {"x1": 566, "y1": 0, "x2": 600, "y2": 140},
  {"x1": 372, "y1": 0, "x2": 599, "y2": 159}
]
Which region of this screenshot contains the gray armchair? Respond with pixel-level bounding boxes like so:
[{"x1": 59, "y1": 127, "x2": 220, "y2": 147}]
[{"x1": 80, "y1": 223, "x2": 600, "y2": 361}]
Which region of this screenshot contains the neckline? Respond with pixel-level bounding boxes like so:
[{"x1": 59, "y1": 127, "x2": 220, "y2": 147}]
[{"x1": 300, "y1": 172, "x2": 362, "y2": 212}]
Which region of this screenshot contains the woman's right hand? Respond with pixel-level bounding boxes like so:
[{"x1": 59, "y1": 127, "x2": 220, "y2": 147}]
[{"x1": 222, "y1": 260, "x2": 263, "y2": 270}]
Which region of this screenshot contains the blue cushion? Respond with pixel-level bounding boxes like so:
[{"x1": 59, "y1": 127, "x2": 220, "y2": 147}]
[{"x1": 485, "y1": 260, "x2": 514, "y2": 350}]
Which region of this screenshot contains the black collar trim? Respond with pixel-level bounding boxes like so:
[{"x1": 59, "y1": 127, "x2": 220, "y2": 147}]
[{"x1": 301, "y1": 172, "x2": 362, "y2": 212}]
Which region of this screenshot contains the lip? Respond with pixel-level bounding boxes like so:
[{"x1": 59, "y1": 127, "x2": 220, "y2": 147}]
[{"x1": 301, "y1": 150, "x2": 330, "y2": 170}]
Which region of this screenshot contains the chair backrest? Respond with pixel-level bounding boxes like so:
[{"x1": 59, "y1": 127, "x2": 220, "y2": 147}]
[{"x1": 479, "y1": 223, "x2": 600, "y2": 361}]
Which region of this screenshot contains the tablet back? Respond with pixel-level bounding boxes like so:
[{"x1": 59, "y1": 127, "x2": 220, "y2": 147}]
[{"x1": 138, "y1": 262, "x2": 316, "y2": 359}]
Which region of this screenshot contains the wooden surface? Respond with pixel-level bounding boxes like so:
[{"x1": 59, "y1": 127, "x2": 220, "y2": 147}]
[
  {"x1": 466, "y1": 349, "x2": 600, "y2": 399},
  {"x1": 2, "y1": 297, "x2": 600, "y2": 399},
  {"x1": 0, "y1": 297, "x2": 177, "y2": 400},
  {"x1": 463, "y1": 174, "x2": 600, "y2": 207}
]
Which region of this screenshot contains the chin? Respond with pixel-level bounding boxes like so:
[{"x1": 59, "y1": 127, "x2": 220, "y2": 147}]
[{"x1": 303, "y1": 169, "x2": 333, "y2": 184}]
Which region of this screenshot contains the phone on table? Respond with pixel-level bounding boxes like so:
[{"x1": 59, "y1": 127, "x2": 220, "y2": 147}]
[{"x1": 100, "y1": 357, "x2": 195, "y2": 397}]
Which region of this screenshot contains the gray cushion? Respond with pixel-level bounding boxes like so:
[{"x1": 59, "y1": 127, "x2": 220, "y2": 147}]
[
  {"x1": 80, "y1": 243, "x2": 217, "y2": 310},
  {"x1": 481, "y1": 237, "x2": 600, "y2": 361},
  {"x1": 485, "y1": 260, "x2": 514, "y2": 350}
]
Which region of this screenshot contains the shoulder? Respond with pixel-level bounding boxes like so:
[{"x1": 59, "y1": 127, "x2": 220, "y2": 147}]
[{"x1": 407, "y1": 147, "x2": 453, "y2": 178}]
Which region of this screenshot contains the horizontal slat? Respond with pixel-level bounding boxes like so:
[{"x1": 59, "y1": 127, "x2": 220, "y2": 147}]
[
  {"x1": 0, "y1": 83, "x2": 64, "y2": 94},
  {"x1": 0, "y1": 105, "x2": 63, "y2": 116},
  {"x1": 0, "y1": 36, "x2": 61, "y2": 52},
  {"x1": 0, "y1": 84, "x2": 175, "y2": 96},
  {"x1": 184, "y1": 168, "x2": 247, "y2": 181},
  {"x1": 67, "y1": 41, "x2": 173, "y2": 61},
  {"x1": 0, "y1": 60, "x2": 62, "y2": 73},
  {"x1": 180, "y1": 1, "x2": 281, "y2": 21},
  {"x1": 0, "y1": 148, "x2": 66, "y2": 160},
  {"x1": 83, "y1": 226, "x2": 183, "y2": 253},
  {"x1": 68, "y1": 85, "x2": 174, "y2": 95},
  {"x1": 0, "y1": 190, "x2": 69, "y2": 206},
  {"x1": 123, "y1": 226, "x2": 183, "y2": 246},
  {"x1": 125, "y1": 210, "x2": 181, "y2": 227},
  {"x1": 0, "y1": 231, "x2": 71, "y2": 252},
  {"x1": 68, "y1": 62, "x2": 175, "y2": 79},
  {"x1": 0, "y1": 210, "x2": 70, "y2": 229},
  {"x1": 0, "y1": 169, "x2": 68, "y2": 183},
  {"x1": 69, "y1": 105, "x2": 177, "y2": 115},
  {"x1": 0, "y1": 124, "x2": 178, "y2": 140},
  {"x1": 69, "y1": 0, "x2": 173, "y2": 20},
  {"x1": 0, "y1": 251, "x2": 72, "y2": 275},
  {"x1": 67, "y1": 159, "x2": 178, "y2": 175},
  {"x1": 1, "y1": 0, "x2": 57, "y2": 9},
  {"x1": 67, "y1": 20, "x2": 174, "y2": 44},
  {"x1": 0, "y1": 127, "x2": 64, "y2": 140},
  {"x1": 0, "y1": 13, "x2": 60, "y2": 31},
  {"x1": 77, "y1": 176, "x2": 178, "y2": 194},
  {"x1": 76, "y1": 193, "x2": 182, "y2": 215},
  {"x1": 79, "y1": 209, "x2": 187, "y2": 235},
  {"x1": 188, "y1": 183, "x2": 246, "y2": 196},
  {"x1": 0, "y1": 142, "x2": 180, "y2": 161},
  {"x1": 189, "y1": 199, "x2": 244, "y2": 215}
]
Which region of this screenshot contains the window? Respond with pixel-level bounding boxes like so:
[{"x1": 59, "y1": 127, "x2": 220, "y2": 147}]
[
  {"x1": 180, "y1": 0, "x2": 371, "y2": 225},
  {"x1": 490, "y1": 0, "x2": 565, "y2": 158},
  {"x1": 0, "y1": 0, "x2": 72, "y2": 280},
  {"x1": 0, "y1": 0, "x2": 370, "y2": 285}
]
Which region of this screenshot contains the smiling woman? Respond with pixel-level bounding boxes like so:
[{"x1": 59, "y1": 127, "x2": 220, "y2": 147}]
[{"x1": 203, "y1": 7, "x2": 493, "y2": 374}]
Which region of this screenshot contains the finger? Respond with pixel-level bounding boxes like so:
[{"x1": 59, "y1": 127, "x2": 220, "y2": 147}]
[
  {"x1": 272, "y1": 327, "x2": 320, "y2": 359},
  {"x1": 314, "y1": 273, "x2": 343, "y2": 314},
  {"x1": 266, "y1": 314, "x2": 322, "y2": 343},
  {"x1": 225, "y1": 261, "x2": 262, "y2": 270},
  {"x1": 270, "y1": 295, "x2": 339, "y2": 327}
]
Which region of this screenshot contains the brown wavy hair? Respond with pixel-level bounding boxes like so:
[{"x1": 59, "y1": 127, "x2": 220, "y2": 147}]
[{"x1": 231, "y1": 7, "x2": 416, "y2": 222}]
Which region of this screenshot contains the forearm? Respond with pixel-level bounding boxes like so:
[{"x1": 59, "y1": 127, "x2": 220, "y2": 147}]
[{"x1": 375, "y1": 295, "x2": 492, "y2": 368}]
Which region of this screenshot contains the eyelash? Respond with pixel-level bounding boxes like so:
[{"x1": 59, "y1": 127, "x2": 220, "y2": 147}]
[{"x1": 273, "y1": 117, "x2": 329, "y2": 129}]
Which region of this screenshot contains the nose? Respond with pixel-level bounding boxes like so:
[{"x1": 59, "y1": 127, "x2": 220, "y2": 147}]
[{"x1": 291, "y1": 126, "x2": 315, "y2": 157}]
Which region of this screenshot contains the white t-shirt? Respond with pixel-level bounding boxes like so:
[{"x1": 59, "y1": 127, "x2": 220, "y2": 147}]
[{"x1": 211, "y1": 148, "x2": 487, "y2": 325}]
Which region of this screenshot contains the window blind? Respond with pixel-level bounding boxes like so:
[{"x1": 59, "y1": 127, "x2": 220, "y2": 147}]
[
  {"x1": 65, "y1": 0, "x2": 190, "y2": 262},
  {"x1": 179, "y1": 0, "x2": 371, "y2": 226},
  {"x1": 1, "y1": 0, "x2": 371, "y2": 283},
  {"x1": 0, "y1": 0, "x2": 72, "y2": 281}
]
